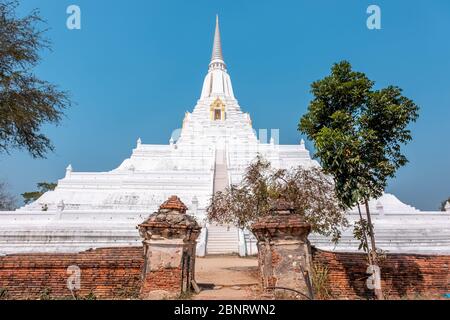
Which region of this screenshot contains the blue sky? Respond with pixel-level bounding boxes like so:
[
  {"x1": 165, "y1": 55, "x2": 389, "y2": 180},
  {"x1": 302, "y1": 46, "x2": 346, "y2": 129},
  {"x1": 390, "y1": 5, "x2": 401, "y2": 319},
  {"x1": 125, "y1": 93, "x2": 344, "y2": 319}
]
[{"x1": 1, "y1": 0, "x2": 449, "y2": 210}]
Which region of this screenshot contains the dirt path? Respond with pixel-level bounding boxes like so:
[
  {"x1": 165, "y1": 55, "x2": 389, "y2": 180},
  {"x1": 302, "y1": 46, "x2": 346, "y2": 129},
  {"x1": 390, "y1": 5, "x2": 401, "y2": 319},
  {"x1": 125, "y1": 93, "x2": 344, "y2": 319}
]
[{"x1": 194, "y1": 255, "x2": 261, "y2": 300}]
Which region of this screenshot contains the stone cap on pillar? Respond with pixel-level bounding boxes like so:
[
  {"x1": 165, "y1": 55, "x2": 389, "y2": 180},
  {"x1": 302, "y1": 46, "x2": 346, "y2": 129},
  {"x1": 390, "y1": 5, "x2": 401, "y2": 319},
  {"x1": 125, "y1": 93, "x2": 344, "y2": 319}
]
[
  {"x1": 251, "y1": 199, "x2": 311, "y2": 241},
  {"x1": 160, "y1": 195, "x2": 188, "y2": 213},
  {"x1": 251, "y1": 214, "x2": 311, "y2": 232},
  {"x1": 269, "y1": 198, "x2": 295, "y2": 214},
  {"x1": 138, "y1": 196, "x2": 201, "y2": 241}
]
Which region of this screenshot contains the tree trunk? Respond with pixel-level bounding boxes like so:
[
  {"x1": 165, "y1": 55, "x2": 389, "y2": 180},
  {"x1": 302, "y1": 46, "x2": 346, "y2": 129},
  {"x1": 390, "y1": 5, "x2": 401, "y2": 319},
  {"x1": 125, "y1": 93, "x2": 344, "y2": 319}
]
[
  {"x1": 364, "y1": 199, "x2": 384, "y2": 300},
  {"x1": 357, "y1": 204, "x2": 372, "y2": 266}
]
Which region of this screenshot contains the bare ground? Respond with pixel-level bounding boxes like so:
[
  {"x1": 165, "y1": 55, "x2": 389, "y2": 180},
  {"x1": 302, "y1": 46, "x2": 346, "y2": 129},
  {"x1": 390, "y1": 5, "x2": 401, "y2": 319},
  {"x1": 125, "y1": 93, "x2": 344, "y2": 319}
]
[{"x1": 194, "y1": 255, "x2": 263, "y2": 300}]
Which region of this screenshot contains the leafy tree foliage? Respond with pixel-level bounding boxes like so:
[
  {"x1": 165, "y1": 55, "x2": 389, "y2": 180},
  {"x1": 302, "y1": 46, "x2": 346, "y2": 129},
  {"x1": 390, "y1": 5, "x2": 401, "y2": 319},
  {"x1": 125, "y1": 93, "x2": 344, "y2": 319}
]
[
  {"x1": 300, "y1": 61, "x2": 419, "y2": 208},
  {"x1": 22, "y1": 181, "x2": 56, "y2": 204},
  {"x1": 207, "y1": 156, "x2": 347, "y2": 243},
  {"x1": 0, "y1": 0, "x2": 71, "y2": 158},
  {"x1": 299, "y1": 61, "x2": 419, "y2": 299}
]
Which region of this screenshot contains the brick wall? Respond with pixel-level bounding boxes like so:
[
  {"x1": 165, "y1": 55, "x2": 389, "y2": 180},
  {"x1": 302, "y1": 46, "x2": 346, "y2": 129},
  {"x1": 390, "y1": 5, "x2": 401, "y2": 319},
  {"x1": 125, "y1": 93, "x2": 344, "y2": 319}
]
[
  {"x1": 0, "y1": 247, "x2": 144, "y2": 300},
  {"x1": 312, "y1": 248, "x2": 450, "y2": 299},
  {"x1": 141, "y1": 267, "x2": 182, "y2": 295},
  {"x1": 0, "y1": 247, "x2": 448, "y2": 300}
]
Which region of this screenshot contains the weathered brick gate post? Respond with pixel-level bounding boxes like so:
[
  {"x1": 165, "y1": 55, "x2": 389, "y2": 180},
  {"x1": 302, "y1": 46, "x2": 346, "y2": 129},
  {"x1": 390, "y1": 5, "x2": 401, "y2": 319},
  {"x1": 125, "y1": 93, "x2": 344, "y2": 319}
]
[
  {"x1": 138, "y1": 196, "x2": 201, "y2": 299},
  {"x1": 251, "y1": 199, "x2": 314, "y2": 299}
]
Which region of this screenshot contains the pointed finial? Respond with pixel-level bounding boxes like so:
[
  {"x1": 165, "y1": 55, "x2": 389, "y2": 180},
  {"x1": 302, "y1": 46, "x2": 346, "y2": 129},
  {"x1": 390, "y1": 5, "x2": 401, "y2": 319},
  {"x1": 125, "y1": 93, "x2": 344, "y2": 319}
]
[
  {"x1": 300, "y1": 139, "x2": 306, "y2": 149},
  {"x1": 66, "y1": 164, "x2": 73, "y2": 177},
  {"x1": 210, "y1": 15, "x2": 226, "y2": 69},
  {"x1": 137, "y1": 137, "x2": 142, "y2": 146},
  {"x1": 212, "y1": 15, "x2": 223, "y2": 61}
]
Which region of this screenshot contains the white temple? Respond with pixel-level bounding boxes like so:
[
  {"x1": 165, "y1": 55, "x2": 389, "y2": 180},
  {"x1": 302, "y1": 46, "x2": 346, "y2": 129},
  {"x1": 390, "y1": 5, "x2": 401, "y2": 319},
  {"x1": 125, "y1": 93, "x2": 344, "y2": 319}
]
[{"x1": 0, "y1": 16, "x2": 449, "y2": 256}]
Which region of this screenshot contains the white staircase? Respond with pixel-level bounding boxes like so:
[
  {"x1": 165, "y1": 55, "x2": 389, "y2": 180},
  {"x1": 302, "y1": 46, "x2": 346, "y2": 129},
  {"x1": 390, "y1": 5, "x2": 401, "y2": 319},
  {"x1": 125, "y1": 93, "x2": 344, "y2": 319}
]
[
  {"x1": 206, "y1": 224, "x2": 240, "y2": 255},
  {"x1": 206, "y1": 149, "x2": 240, "y2": 255},
  {"x1": 212, "y1": 149, "x2": 229, "y2": 194}
]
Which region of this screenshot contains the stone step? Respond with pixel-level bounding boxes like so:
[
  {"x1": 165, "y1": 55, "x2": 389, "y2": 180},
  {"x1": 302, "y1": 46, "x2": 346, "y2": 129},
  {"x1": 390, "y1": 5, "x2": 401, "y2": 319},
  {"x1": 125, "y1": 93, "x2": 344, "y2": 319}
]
[
  {"x1": 208, "y1": 241, "x2": 238, "y2": 245},
  {"x1": 207, "y1": 248, "x2": 239, "y2": 252},
  {"x1": 208, "y1": 236, "x2": 238, "y2": 239},
  {"x1": 208, "y1": 236, "x2": 238, "y2": 241},
  {"x1": 206, "y1": 244, "x2": 238, "y2": 248},
  {"x1": 207, "y1": 242, "x2": 238, "y2": 246},
  {"x1": 207, "y1": 242, "x2": 239, "y2": 246},
  {"x1": 207, "y1": 251, "x2": 239, "y2": 255},
  {"x1": 208, "y1": 231, "x2": 238, "y2": 235},
  {"x1": 207, "y1": 248, "x2": 239, "y2": 253},
  {"x1": 207, "y1": 248, "x2": 238, "y2": 252},
  {"x1": 207, "y1": 231, "x2": 239, "y2": 235},
  {"x1": 207, "y1": 239, "x2": 239, "y2": 243},
  {"x1": 207, "y1": 224, "x2": 240, "y2": 255},
  {"x1": 207, "y1": 226, "x2": 235, "y2": 230},
  {"x1": 207, "y1": 240, "x2": 238, "y2": 244}
]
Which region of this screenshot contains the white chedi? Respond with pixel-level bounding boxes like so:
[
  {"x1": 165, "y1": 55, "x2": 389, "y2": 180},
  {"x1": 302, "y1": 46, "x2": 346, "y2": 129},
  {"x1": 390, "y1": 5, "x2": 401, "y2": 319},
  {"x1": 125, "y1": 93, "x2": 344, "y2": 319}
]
[{"x1": 0, "y1": 16, "x2": 449, "y2": 256}]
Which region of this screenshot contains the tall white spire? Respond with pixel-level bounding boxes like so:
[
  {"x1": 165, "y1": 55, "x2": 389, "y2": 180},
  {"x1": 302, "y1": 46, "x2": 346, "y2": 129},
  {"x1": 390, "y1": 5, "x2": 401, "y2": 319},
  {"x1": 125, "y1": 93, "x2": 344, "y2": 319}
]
[
  {"x1": 209, "y1": 15, "x2": 226, "y2": 71},
  {"x1": 200, "y1": 15, "x2": 235, "y2": 99},
  {"x1": 211, "y1": 15, "x2": 224, "y2": 62}
]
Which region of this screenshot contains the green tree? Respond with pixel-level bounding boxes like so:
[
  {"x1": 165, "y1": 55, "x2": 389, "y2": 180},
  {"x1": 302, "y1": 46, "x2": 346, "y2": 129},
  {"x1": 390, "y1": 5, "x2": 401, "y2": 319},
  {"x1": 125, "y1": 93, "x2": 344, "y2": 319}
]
[
  {"x1": 299, "y1": 61, "x2": 419, "y2": 300},
  {"x1": 22, "y1": 181, "x2": 56, "y2": 204},
  {"x1": 0, "y1": 1, "x2": 71, "y2": 158},
  {"x1": 207, "y1": 156, "x2": 348, "y2": 243}
]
